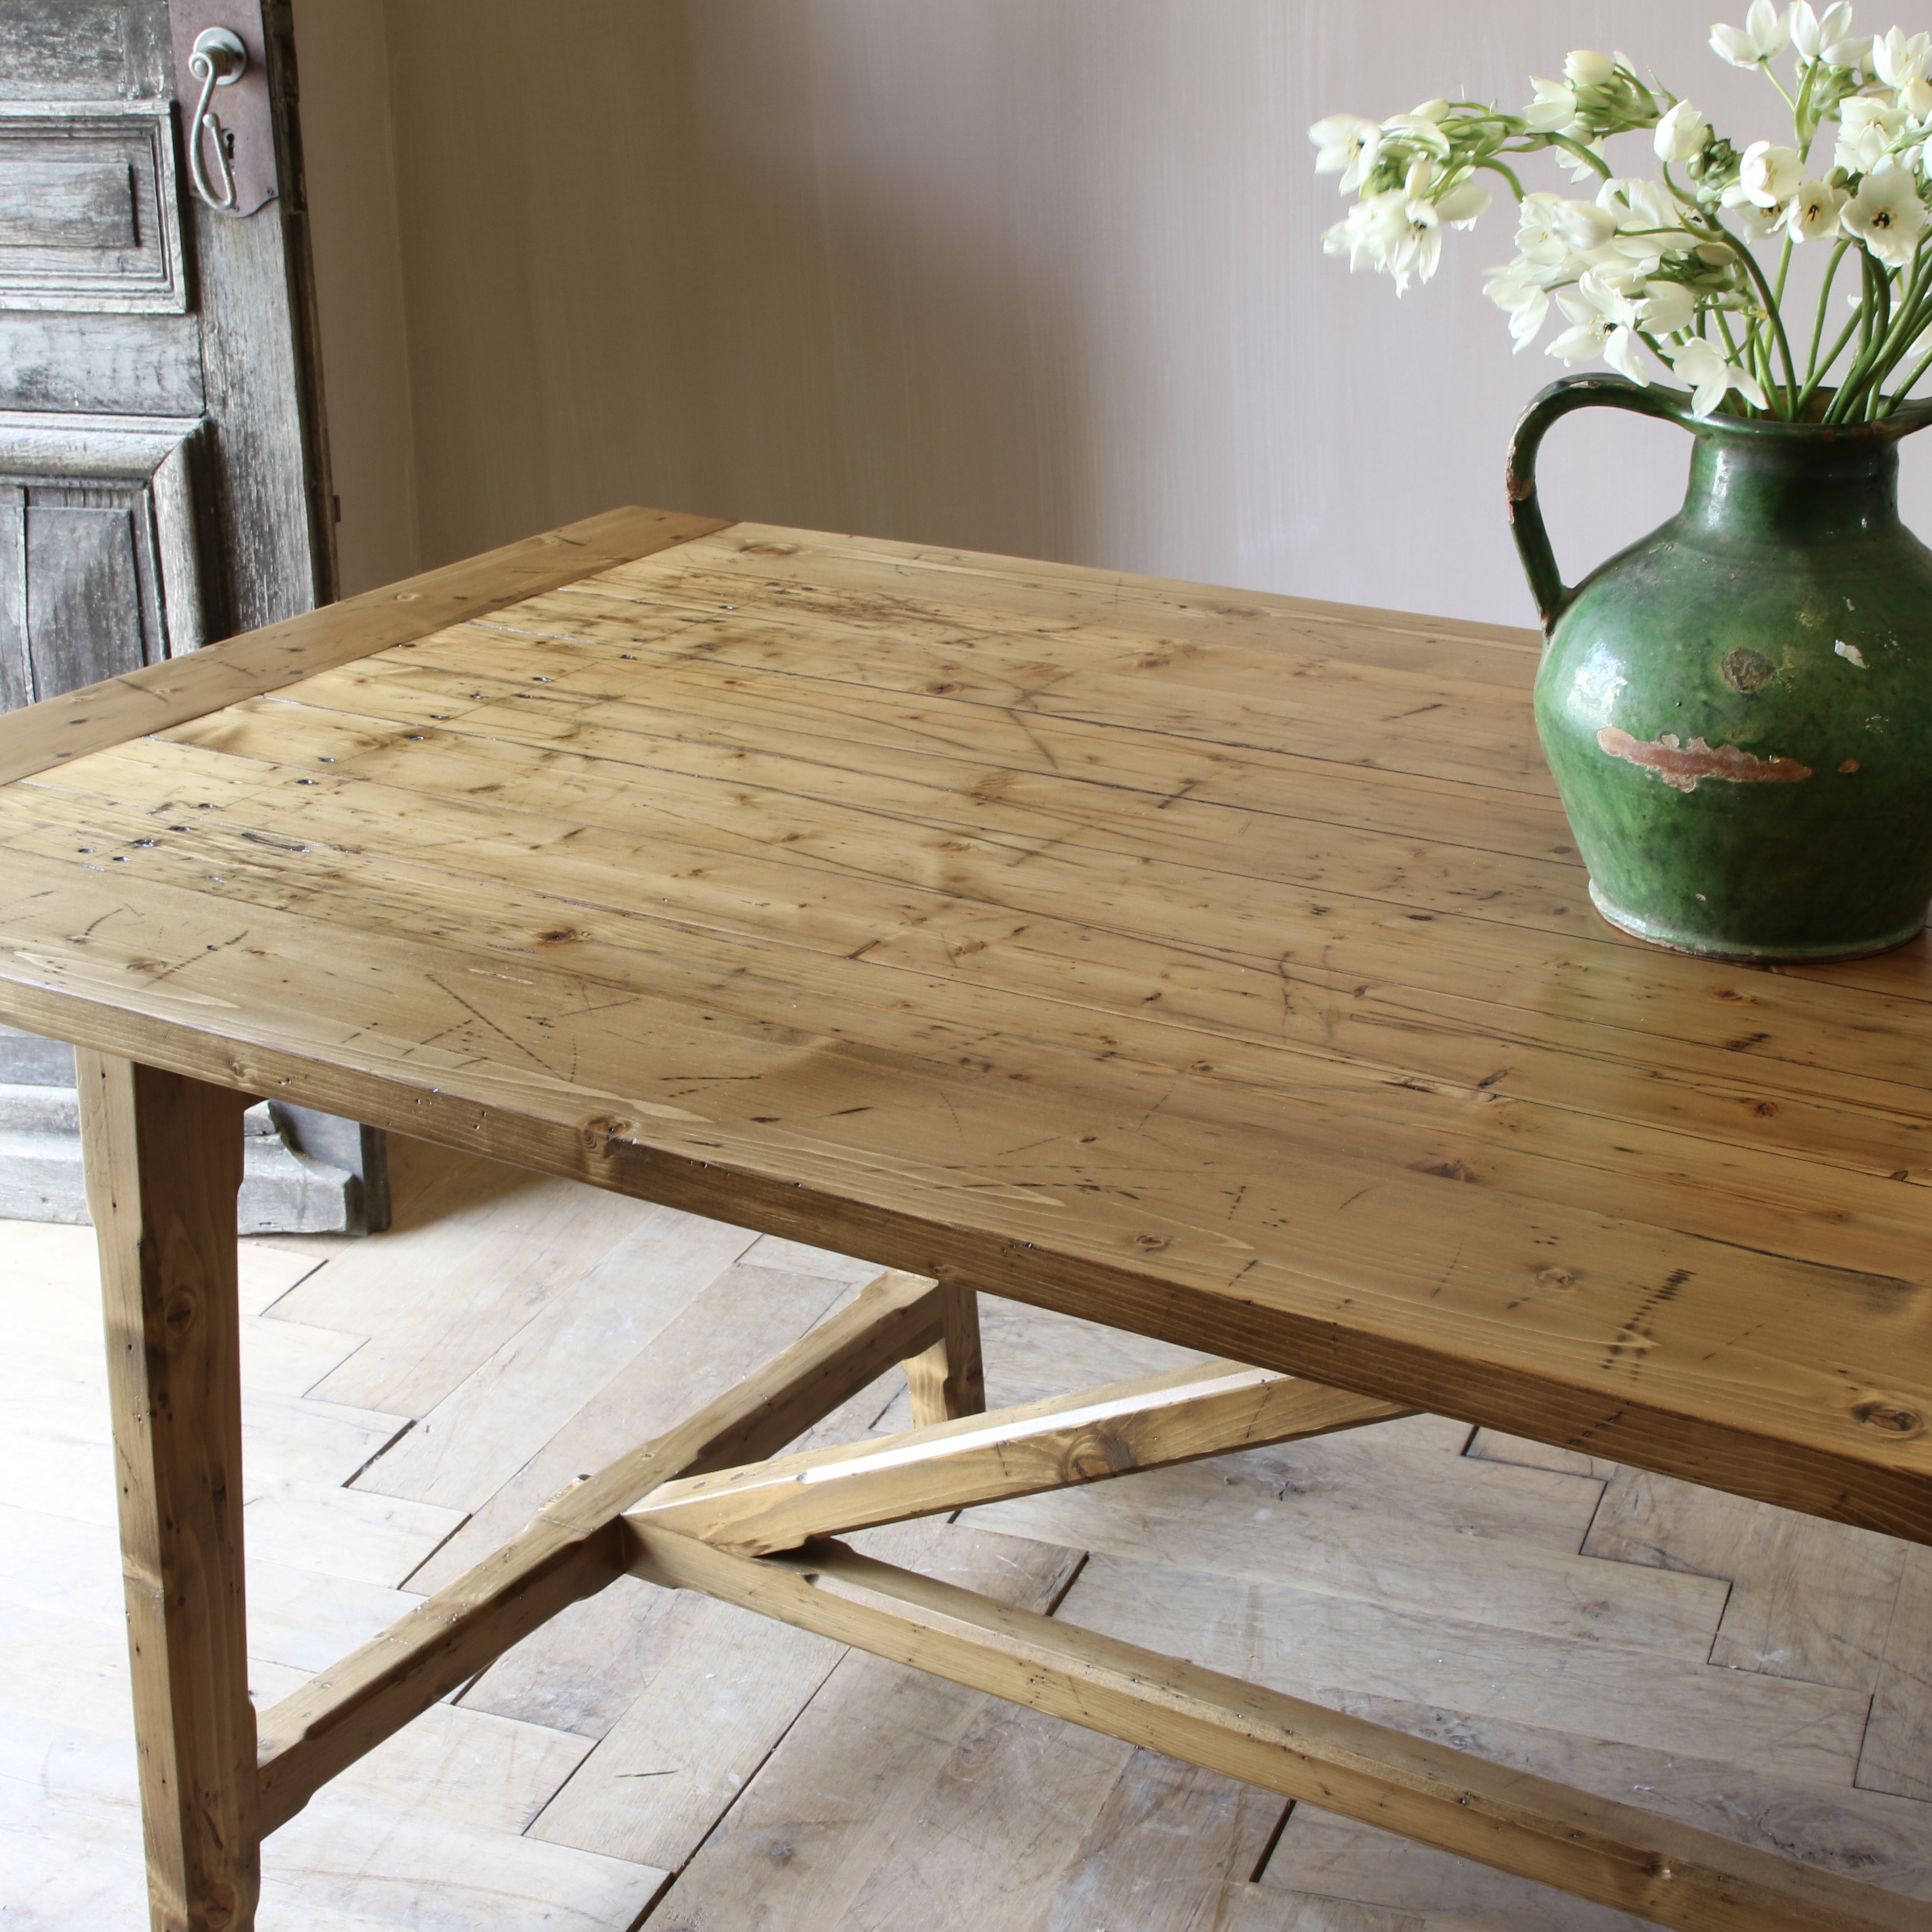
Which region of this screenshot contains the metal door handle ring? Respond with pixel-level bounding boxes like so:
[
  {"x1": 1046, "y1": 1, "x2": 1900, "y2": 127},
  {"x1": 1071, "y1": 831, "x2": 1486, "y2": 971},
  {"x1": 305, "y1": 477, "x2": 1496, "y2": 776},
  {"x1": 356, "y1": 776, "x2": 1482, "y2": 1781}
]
[{"x1": 186, "y1": 26, "x2": 247, "y2": 215}]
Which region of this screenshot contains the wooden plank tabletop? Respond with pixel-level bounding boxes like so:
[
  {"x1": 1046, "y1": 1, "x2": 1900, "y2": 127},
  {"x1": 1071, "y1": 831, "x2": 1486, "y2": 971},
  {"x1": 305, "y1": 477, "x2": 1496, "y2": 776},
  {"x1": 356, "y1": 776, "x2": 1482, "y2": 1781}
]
[{"x1": 2, "y1": 507, "x2": 1929, "y2": 1542}]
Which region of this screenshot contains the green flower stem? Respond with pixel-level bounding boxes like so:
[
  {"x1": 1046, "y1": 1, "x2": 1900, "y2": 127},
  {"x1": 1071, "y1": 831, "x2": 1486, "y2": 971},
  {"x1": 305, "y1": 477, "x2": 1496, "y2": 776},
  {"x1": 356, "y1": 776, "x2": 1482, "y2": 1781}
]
[
  {"x1": 1827, "y1": 248, "x2": 1927, "y2": 423},
  {"x1": 1714, "y1": 306, "x2": 1746, "y2": 397},
  {"x1": 1772, "y1": 233, "x2": 1795, "y2": 311},
  {"x1": 1825, "y1": 252, "x2": 1884, "y2": 422},
  {"x1": 1474, "y1": 156, "x2": 1527, "y2": 199},
  {"x1": 1658, "y1": 161, "x2": 1702, "y2": 214},
  {"x1": 1868, "y1": 261, "x2": 1932, "y2": 412},
  {"x1": 1796, "y1": 302, "x2": 1865, "y2": 418},
  {"x1": 1803, "y1": 239, "x2": 1853, "y2": 384},
  {"x1": 1861, "y1": 249, "x2": 1930, "y2": 413},
  {"x1": 1704, "y1": 215, "x2": 1800, "y2": 415},
  {"x1": 1545, "y1": 132, "x2": 1611, "y2": 180},
  {"x1": 1882, "y1": 336, "x2": 1932, "y2": 409}
]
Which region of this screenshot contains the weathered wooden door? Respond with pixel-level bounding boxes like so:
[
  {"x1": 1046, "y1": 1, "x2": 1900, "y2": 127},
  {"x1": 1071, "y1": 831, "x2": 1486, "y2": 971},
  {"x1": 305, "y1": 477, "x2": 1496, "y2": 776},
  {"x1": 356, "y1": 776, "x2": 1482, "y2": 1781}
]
[{"x1": 0, "y1": 0, "x2": 387, "y2": 1229}]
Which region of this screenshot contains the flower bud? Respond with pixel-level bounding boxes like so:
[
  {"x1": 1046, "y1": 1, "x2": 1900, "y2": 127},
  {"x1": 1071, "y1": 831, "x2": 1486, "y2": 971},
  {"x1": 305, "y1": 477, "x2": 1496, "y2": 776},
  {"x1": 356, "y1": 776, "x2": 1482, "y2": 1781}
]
[
  {"x1": 1564, "y1": 49, "x2": 1618, "y2": 87},
  {"x1": 1435, "y1": 180, "x2": 1492, "y2": 227},
  {"x1": 1654, "y1": 101, "x2": 1711, "y2": 162},
  {"x1": 1641, "y1": 281, "x2": 1696, "y2": 334},
  {"x1": 1552, "y1": 198, "x2": 1621, "y2": 248}
]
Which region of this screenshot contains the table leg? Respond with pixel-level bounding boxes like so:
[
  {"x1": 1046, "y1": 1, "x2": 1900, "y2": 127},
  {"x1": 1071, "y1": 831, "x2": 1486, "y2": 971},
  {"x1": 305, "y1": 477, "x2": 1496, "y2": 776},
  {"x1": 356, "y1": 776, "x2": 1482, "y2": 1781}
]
[
  {"x1": 902, "y1": 1280, "x2": 986, "y2": 1423},
  {"x1": 78, "y1": 1052, "x2": 259, "y2": 1932}
]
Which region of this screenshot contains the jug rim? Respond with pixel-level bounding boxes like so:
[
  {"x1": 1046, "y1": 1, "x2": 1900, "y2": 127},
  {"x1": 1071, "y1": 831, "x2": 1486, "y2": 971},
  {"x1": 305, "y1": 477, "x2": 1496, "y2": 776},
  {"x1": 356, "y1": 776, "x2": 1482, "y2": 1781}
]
[{"x1": 1636, "y1": 382, "x2": 1932, "y2": 443}]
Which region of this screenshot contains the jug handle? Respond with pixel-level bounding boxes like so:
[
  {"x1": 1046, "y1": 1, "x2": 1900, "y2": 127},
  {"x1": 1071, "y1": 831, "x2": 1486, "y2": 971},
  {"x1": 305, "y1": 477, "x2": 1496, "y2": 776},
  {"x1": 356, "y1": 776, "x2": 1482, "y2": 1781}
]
[
  {"x1": 1509, "y1": 377, "x2": 1932, "y2": 633},
  {"x1": 1879, "y1": 395, "x2": 1932, "y2": 435},
  {"x1": 1506, "y1": 374, "x2": 1683, "y2": 634}
]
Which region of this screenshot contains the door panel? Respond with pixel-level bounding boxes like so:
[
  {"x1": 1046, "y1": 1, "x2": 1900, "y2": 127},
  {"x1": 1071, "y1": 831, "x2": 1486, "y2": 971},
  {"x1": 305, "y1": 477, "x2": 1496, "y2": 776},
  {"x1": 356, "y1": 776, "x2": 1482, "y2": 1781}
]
[
  {"x1": 0, "y1": 313, "x2": 206, "y2": 412},
  {"x1": 28, "y1": 493, "x2": 155, "y2": 690},
  {"x1": 0, "y1": 3, "x2": 172, "y2": 104},
  {"x1": 0, "y1": 412, "x2": 214, "y2": 691},
  {"x1": 0, "y1": 103, "x2": 186, "y2": 309}
]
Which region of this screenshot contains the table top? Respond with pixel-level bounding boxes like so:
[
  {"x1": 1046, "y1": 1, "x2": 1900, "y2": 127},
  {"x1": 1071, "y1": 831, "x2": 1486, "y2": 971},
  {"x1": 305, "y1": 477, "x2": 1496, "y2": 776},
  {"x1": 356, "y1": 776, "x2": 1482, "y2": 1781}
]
[{"x1": 3, "y1": 506, "x2": 1930, "y2": 1542}]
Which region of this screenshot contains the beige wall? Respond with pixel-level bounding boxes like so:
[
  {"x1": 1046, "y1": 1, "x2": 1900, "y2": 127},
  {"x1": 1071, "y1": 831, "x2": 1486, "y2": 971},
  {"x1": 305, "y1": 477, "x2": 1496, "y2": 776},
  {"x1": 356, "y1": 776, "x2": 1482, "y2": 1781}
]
[{"x1": 298, "y1": 1, "x2": 1932, "y2": 624}]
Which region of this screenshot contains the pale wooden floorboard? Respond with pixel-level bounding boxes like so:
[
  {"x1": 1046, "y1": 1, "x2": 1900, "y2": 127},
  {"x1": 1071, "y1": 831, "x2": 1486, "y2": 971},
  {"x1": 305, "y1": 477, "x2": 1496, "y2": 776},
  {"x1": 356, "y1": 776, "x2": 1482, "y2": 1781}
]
[
  {"x1": 348, "y1": 1212, "x2": 761, "y2": 1515},
  {"x1": 404, "y1": 1260, "x2": 866, "y2": 1597},
  {"x1": 629, "y1": 1526, "x2": 1083, "y2": 1929},
  {"x1": 1861, "y1": 1541, "x2": 1932, "y2": 1801},
  {"x1": 1584, "y1": 1464, "x2": 1912, "y2": 1692},
  {"x1": 971, "y1": 1465, "x2": 1729, "y2": 1657},
  {"x1": 4, "y1": 1134, "x2": 1929, "y2": 1929}
]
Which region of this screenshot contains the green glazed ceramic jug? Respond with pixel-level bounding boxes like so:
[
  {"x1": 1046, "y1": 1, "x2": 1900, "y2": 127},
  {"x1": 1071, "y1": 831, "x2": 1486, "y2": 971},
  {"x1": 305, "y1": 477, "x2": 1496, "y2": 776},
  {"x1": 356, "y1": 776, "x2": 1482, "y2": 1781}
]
[{"x1": 1507, "y1": 373, "x2": 1932, "y2": 961}]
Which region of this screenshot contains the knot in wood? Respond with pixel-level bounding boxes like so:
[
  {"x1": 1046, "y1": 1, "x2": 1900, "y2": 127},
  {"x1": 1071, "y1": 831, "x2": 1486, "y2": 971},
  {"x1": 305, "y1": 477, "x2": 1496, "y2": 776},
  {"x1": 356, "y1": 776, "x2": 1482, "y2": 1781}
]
[
  {"x1": 1854, "y1": 1400, "x2": 1924, "y2": 1438},
  {"x1": 1067, "y1": 1426, "x2": 1138, "y2": 1483}
]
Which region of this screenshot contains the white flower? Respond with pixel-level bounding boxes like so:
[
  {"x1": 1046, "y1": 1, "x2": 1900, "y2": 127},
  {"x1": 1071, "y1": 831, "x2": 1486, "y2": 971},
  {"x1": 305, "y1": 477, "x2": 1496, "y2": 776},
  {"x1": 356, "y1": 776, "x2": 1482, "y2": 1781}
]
[
  {"x1": 1641, "y1": 280, "x2": 1698, "y2": 334},
  {"x1": 1737, "y1": 140, "x2": 1804, "y2": 207},
  {"x1": 1711, "y1": 0, "x2": 1791, "y2": 67},
  {"x1": 1322, "y1": 190, "x2": 1407, "y2": 273},
  {"x1": 1546, "y1": 275, "x2": 1650, "y2": 382},
  {"x1": 1599, "y1": 175, "x2": 1690, "y2": 234},
  {"x1": 1382, "y1": 110, "x2": 1452, "y2": 157},
  {"x1": 1435, "y1": 179, "x2": 1492, "y2": 227},
  {"x1": 1791, "y1": 2, "x2": 1871, "y2": 64},
  {"x1": 1409, "y1": 97, "x2": 1450, "y2": 122},
  {"x1": 1784, "y1": 177, "x2": 1850, "y2": 238},
  {"x1": 1523, "y1": 77, "x2": 1581, "y2": 132},
  {"x1": 1903, "y1": 76, "x2": 1932, "y2": 123},
  {"x1": 1669, "y1": 337, "x2": 1770, "y2": 416},
  {"x1": 1594, "y1": 177, "x2": 1689, "y2": 274},
  {"x1": 1554, "y1": 196, "x2": 1622, "y2": 249},
  {"x1": 1842, "y1": 163, "x2": 1930, "y2": 264},
  {"x1": 1388, "y1": 198, "x2": 1448, "y2": 291},
  {"x1": 1654, "y1": 101, "x2": 1712, "y2": 162},
  {"x1": 1322, "y1": 186, "x2": 1456, "y2": 294},
  {"x1": 1730, "y1": 198, "x2": 1789, "y2": 239},
  {"x1": 1837, "y1": 96, "x2": 1908, "y2": 172},
  {"x1": 1517, "y1": 191, "x2": 1578, "y2": 264},
  {"x1": 1485, "y1": 260, "x2": 1554, "y2": 350},
  {"x1": 1872, "y1": 25, "x2": 1932, "y2": 86},
  {"x1": 1309, "y1": 114, "x2": 1383, "y2": 192},
  {"x1": 1565, "y1": 49, "x2": 1618, "y2": 87}
]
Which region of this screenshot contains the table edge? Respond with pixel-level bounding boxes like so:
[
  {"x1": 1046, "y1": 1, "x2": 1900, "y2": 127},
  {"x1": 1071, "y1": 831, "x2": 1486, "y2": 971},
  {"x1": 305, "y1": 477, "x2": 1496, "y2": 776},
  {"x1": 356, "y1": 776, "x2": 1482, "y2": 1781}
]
[{"x1": 4, "y1": 969, "x2": 1926, "y2": 1550}]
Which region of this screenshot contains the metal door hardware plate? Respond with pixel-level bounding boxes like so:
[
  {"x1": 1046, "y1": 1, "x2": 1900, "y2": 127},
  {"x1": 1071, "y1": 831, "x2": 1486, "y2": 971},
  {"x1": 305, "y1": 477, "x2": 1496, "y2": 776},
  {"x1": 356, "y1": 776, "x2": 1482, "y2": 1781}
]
[{"x1": 166, "y1": 2, "x2": 278, "y2": 218}]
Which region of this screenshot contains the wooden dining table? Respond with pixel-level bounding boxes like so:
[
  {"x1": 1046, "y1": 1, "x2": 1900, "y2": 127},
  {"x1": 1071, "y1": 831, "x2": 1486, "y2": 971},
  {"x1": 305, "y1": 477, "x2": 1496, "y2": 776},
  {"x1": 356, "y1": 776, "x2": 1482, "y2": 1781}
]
[{"x1": 0, "y1": 505, "x2": 1926, "y2": 1932}]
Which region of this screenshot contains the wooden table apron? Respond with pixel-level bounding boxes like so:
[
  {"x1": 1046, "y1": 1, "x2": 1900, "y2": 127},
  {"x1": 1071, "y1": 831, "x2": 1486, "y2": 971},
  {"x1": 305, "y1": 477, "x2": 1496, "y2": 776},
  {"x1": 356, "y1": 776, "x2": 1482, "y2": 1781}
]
[{"x1": 2, "y1": 504, "x2": 1929, "y2": 1932}]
